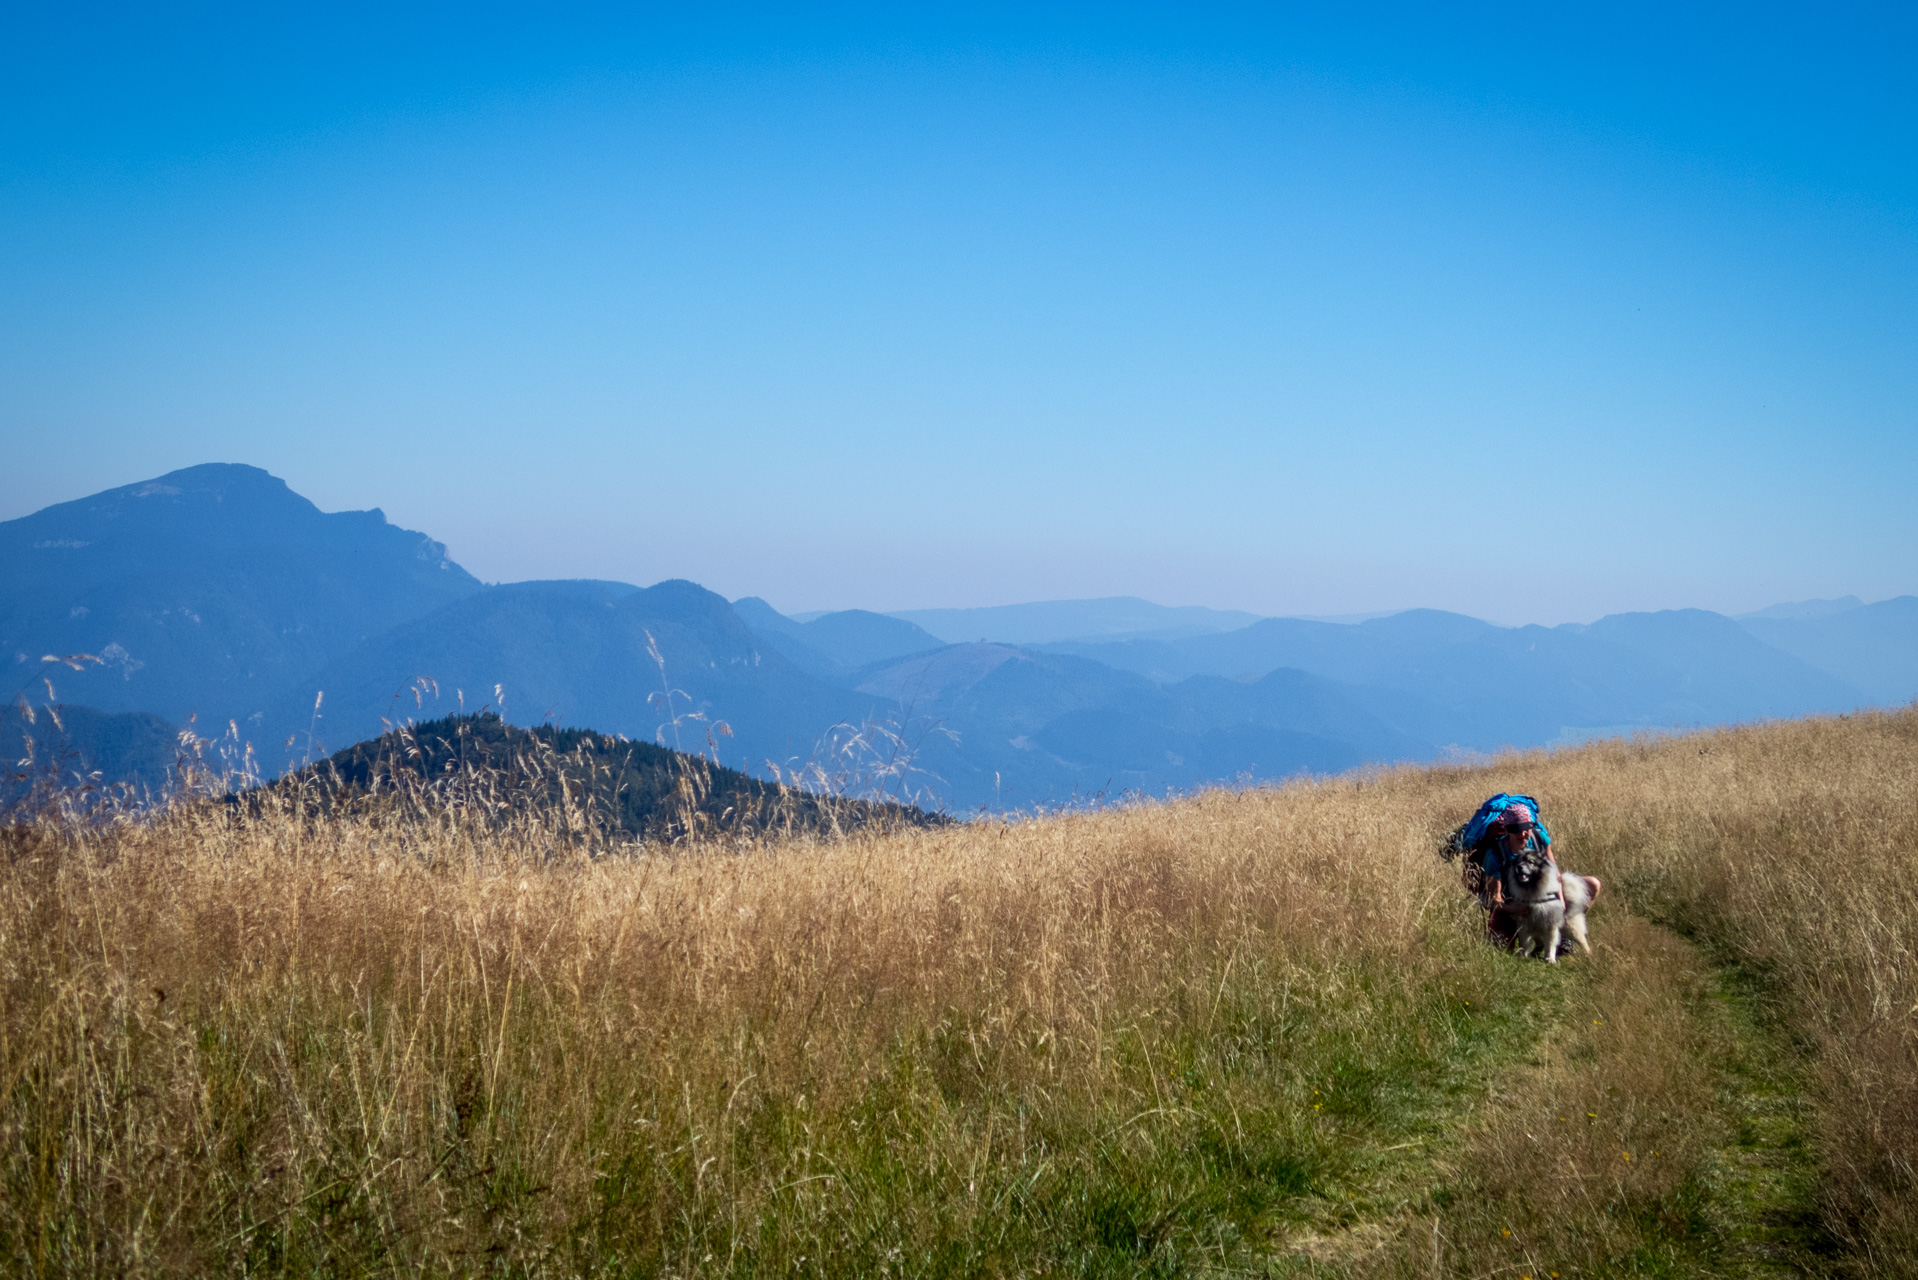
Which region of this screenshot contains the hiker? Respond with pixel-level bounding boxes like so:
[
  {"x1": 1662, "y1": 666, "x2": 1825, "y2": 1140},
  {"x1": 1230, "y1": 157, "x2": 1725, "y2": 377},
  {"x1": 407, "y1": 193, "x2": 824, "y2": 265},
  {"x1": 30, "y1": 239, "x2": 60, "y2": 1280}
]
[{"x1": 1446, "y1": 793, "x2": 1551, "y2": 948}]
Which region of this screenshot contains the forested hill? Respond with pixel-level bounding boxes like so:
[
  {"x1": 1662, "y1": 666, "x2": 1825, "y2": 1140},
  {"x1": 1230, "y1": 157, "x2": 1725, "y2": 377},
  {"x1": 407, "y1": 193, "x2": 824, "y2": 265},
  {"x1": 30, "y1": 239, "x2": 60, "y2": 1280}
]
[{"x1": 276, "y1": 712, "x2": 945, "y2": 841}]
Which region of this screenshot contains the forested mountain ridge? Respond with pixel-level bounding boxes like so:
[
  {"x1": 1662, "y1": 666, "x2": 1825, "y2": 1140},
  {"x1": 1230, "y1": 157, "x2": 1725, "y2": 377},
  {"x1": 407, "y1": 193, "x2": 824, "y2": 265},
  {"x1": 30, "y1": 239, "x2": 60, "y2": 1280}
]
[{"x1": 270, "y1": 711, "x2": 943, "y2": 838}]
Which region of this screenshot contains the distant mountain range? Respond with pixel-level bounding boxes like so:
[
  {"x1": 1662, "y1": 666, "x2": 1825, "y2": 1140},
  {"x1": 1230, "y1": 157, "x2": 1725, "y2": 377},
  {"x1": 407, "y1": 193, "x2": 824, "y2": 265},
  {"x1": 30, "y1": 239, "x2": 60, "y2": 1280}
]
[
  {"x1": 1034, "y1": 606, "x2": 1876, "y2": 751},
  {"x1": 880, "y1": 598, "x2": 1263, "y2": 645},
  {"x1": 1735, "y1": 598, "x2": 1918, "y2": 705},
  {"x1": 5, "y1": 465, "x2": 1913, "y2": 812}
]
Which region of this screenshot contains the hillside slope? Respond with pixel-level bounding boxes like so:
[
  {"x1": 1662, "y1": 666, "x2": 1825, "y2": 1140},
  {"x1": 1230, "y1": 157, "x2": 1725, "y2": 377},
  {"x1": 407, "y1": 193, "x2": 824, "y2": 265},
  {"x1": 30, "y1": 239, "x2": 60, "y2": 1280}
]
[{"x1": 279, "y1": 711, "x2": 940, "y2": 840}]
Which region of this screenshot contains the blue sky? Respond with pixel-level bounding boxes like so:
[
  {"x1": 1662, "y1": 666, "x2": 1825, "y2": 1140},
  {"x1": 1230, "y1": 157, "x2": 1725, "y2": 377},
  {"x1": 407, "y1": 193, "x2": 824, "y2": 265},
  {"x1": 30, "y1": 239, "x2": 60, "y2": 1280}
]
[{"x1": 3, "y1": 4, "x2": 1913, "y2": 625}]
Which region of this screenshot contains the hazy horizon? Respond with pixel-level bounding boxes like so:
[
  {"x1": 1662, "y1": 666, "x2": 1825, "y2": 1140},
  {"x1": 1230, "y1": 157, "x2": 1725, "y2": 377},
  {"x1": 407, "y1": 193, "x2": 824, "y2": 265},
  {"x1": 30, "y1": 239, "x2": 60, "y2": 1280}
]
[
  {"x1": 5, "y1": 7, "x2": 1913, "y2": 626},
  {"x1": 2, "y1": 459, "x2": 1906, "y2": 630}
]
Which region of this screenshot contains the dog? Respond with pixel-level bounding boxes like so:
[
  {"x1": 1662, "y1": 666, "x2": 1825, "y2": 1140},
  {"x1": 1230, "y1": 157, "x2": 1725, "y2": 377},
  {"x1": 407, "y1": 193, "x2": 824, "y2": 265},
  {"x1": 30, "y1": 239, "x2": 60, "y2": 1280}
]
[{"x1": 1498, "y1": 843, "x2": 1600, "y2": 962}]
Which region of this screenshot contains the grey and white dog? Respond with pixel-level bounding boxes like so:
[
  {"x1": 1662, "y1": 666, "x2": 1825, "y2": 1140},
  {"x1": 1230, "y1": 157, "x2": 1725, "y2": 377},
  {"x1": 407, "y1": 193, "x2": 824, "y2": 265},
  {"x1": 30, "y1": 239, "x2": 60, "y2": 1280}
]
[{"x1": 1500, "y1": 844, "x2": 1600, "y2": 962}]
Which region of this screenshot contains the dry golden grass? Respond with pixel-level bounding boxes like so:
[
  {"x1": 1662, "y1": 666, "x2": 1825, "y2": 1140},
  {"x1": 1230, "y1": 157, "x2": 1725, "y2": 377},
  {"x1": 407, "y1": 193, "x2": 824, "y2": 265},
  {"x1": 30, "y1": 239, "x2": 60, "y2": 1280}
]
[
  {"x1": 1554, "y1": 708, "x2": 1918, "y2": 1276},
  {"x1": 1351, "y1": 706, "x2": 1918, "y2": 1280},
  {"x1": 1365, "y1": 912, "x2": 1742, "y2": 1278},
  {"x1": 1, "y1": 705, "x2": 1913, "y2": 1277}
]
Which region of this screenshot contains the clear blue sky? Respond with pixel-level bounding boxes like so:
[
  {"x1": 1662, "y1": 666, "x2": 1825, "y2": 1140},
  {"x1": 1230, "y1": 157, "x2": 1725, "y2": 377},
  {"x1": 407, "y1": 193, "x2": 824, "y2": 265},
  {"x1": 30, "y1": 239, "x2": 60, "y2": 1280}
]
[{"x1": 3, "y1": 4, "x2": 1913, "y2": 625}]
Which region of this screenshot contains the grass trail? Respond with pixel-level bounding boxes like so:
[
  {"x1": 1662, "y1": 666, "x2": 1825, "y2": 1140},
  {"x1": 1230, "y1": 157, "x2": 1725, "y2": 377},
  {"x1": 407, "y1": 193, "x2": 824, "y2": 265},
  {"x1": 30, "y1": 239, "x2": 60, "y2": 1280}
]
[
  {"x1": 1271, "y1": 902, "x2": 1837, "y2": 1279},
  {"x1": 1691, "y1": 946, "x2": 1834, "y2": 1278}
]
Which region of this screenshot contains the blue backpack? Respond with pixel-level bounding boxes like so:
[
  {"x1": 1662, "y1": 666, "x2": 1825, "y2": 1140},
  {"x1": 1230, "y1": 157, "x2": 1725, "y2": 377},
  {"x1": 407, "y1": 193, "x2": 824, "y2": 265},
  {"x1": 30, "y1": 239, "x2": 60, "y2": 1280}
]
[{"x1": 1447, "y1": 792, "x2": 1552, "y2": 859}]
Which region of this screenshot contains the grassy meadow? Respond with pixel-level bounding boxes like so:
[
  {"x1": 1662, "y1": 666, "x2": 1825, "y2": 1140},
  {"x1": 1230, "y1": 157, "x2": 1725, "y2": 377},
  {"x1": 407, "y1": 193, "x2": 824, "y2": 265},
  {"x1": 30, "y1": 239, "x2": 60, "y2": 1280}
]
[{"x1": 2, "y1": 706, "x2": 1914, "y2": 1277}]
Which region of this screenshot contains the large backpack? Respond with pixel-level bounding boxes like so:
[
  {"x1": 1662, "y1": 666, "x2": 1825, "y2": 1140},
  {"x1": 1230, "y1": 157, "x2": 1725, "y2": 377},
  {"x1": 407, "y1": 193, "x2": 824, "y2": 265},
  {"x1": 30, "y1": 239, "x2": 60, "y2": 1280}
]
[{"x1": 1440, "y1": 792, "x2": 1552, "y2": 862}]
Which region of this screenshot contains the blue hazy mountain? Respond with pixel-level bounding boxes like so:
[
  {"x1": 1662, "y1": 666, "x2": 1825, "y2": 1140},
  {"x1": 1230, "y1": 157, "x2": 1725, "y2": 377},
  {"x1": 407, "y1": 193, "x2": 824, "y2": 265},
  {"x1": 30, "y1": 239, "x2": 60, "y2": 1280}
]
[
  {"x1": 1735, "y1": 595, "x2": 1867, "y2": 622},
  {"x1": 1021, "y1": 666, "x2": 1433, "y2": 795},
  {"x1": 1737, "y1": 596, "x2": 1918, "y2": 705},
  {"x1": 729, "y1": 596, "x2": 840, "y2": 678},
  {"x1": 1059, "y1": 607, "x2": 1867, "y2": 751},
  {"x1": 887, "y1": 597, "x2": 1263, "y2": 645},
  {"x1": 847, "y1": 644, "x2": 1428, "y2": 809},
  {"x1": 733, "y1": 598, "x2": 943, "y2": 678},
  {"x1": 849, "y1": 643, "x2": 1188, "y2": 807},
  {"x1": 274, "y1": 580, "x2": 870, "y2": 775},
  {"x1": 1575, "y1": 608, "x2": 1869, "y2": 721},
  {"x1": 803, "y1": 610, "x2": 945, "y2": 666},
  {"x1": 1033, "y1": 637, "x2": 1202, "y2": 683},
  {"x1": 1, "y1": 703, "x2": 178, "y2": 801},
  {"x1": 0, "y1": 464, "x2": 483, "y2": 731}
]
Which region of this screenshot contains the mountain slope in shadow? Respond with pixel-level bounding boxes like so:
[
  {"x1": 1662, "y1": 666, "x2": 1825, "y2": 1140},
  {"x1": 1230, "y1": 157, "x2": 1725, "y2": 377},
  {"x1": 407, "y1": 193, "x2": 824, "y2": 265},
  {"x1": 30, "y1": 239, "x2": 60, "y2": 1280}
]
[
  {"x1": 1, "y1": 464, "x2": 483, "y2": 730},
  {"x1": 846, "y1": 644, "x2": 1430, "y2": 811},
  {"x1": 1, "y1": 704, "x2": 178, "y2": 804},
  {"x1": 276, "y1": 579, "x2": 872, "y2": 778}
]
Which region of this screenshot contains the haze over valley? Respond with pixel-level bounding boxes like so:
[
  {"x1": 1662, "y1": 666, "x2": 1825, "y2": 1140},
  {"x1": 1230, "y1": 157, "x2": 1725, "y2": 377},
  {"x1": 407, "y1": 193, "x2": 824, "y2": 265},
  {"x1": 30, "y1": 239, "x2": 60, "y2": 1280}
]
[{"x1": 9, "y1": 464, "x2": 1912, "y2": 812}]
